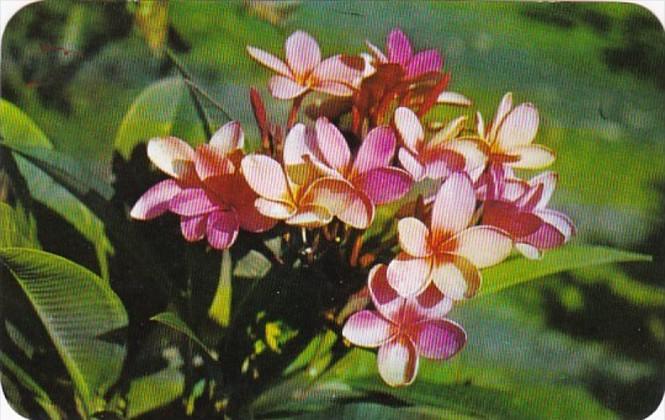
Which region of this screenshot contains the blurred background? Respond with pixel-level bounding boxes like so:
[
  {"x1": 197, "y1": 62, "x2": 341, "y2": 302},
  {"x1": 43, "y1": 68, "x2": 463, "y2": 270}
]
[{"x1": 1, "y1": 1, "x2": 664, "y2": 418}]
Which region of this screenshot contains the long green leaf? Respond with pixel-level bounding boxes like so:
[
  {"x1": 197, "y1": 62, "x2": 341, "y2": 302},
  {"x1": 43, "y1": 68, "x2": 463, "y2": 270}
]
[
  {"x1": 150, "y1": 312, "x2": 218, "y2": 361},
  {"x1": 208, "y1": 250, "x2": 232, "y2": 326},
  {"x1": 479, "y1": 245, "x2": 652, "y2": 297},
  {"x1": 0, "y1": 248, "x2": 128, "y2": 415},
  {"x1": 126, "y1": 367, "x2": 184, "y2": 419}
]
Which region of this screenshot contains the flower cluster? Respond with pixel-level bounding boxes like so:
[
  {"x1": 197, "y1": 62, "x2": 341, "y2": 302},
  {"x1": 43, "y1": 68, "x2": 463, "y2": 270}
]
[{"x1": 131, "y1": 28, "x2": 574, "y2": 387}]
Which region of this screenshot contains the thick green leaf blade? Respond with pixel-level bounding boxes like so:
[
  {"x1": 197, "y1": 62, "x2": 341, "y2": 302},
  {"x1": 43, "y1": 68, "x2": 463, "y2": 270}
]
[
  {"x1": 0, "y1": 203, "x2": 38, "y2": 248},
  {"x1": 208, "y1": 250, "x2": 232, "y2": 326},
  {"x1": 0, "y1": 99, "x2": 52, "y2": 149},
  {"x1": 126, "y1": 367, "x2": 184, "y2": 419},
  {"x1": 479, "y1": 245, "x2": 652, "y2": 297},
  {"x1": 150, "y1": 312, "x2": 218, "y2": 361},
  {"x1": 0, "y1": 248, "x2": 128, "y2": 415}
]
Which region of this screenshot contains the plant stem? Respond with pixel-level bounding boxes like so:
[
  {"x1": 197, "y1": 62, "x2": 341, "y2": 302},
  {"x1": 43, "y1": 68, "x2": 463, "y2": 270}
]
[{"x1": 287, "y1": 94, "x2": 305, "y2": 129}]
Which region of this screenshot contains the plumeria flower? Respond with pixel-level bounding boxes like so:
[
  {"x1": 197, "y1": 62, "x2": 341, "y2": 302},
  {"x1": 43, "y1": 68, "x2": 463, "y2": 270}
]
[
  {"x1": 394, "y1": 106, "x2": 487, "y2": 181},
  {"x1": 476, "y1": 92, "x2": 555, "y2": 170},
  {"x1": 247, "y1": 30, "x2": 362, "y2": 99},
  {"x1": 365, "y1": 28, "x2": 470, "y2": 106},
  {"x1": 130, "y1": 122, "x2": 275, "y2": 249},
  {"x1": 482, "y1": 165, "x2": 575, "y2": 259},
  {"x1": 289, "y1": 117, "x2": 413, "y2": 228},
  {"x1": 241, "y1": 124, "x2": 370, "y2": 228},
  {"x1": 387, "y1": 172, "x2": 513, "y2": 300},
  {"x1": 343, "y1": 264, "x2": 466, "y2": 387}
]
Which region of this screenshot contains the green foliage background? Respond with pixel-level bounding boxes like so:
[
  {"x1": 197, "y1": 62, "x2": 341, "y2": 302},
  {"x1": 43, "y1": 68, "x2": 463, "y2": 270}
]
[{"x1": 1, "y1": 1, "x2": 664, "y2": 419}]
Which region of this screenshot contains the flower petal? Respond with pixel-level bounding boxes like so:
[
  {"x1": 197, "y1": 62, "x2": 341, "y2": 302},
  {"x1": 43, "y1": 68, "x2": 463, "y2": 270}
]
[
  {"x1": 246, "y1": 46, "x2": 292, "y2": 77},
  {"x1": 386, "y1": 28, "x2": 413, "y2": 66},
  {"x1": 254, "y1": 198, "x2": 296, "y2": 220},
  {"x1": 283, "y1": 123, "x2": 320, "y2": 185},
  {"x1": 343, "y1": 310, "x2": 394, "y2": 348},
  {"x1": 314, "y1": 117, "x2": 351, "y2": 172},
  {"x1": 285, "y1": 204, "x2": 332, "y2": 228},
  {"x1": 405, "y1": 50, "x2": 442, "y2": 78},
  {"x1": 482, "y1": 200, "x2": 543, "y2": 238},
  {"x1": 515, "y1": 242, "x2": 542, "y2": 260},
  {"x1": 495, "y1": 103, "x2": 539, "y2": 150},
  {"x1": 398, "y1": 148, "x2": 425, "y2": 180},
  {"x1": 368, "y1": 264, "x2": 403, "y2": 322},
  {"x1": 537, "y1": 209, "x2": 575, "y2": 240},
  {"x1": 285, "y1": 30, "x2": 321, "y2": 77},
  {"x1": 507, "y1": 145, "x2": 556, "y2": 169},
  {"x1": 414, "y1": 283, "x2": 453, "y2": 319},
  {"x1": 412, "y1": 319, "x2": 466, "y2": 360},
  {"x1": 437, "y1": 91, "x2": 472, "y2": 107},
  {"x1": 521, "y1": 223, "x2": 566, "y2": 250},
  {"x1": 365, "y1": 39, "x2": 387, "y2": 62},
  {"x1": 431, "y1": 255, "x2": 481, "y2": 300},
  {"x1": 489, "y1": 92, "x2": 513, "y2": 141},
  {"x1": 195, "y1": 145, "x2": 235, "y2": 180},
  {"x1": 377, "y1": 336, "x2": 419, "y2": 387},
  {"x1": 302, "y1": 178, "x2": 374, "y2": 229},
  {"x1": 387, "y1": 253, "x2": 432, "y2": 297},
  {"x1": 169, "y1": 188, "x2": 218, "y2": 216},
  {"x1": 241, "y1": 155, "x2": 292, "y2": 203},
  {"x1": 147, "y1": 137, "x2": 196, "y2": 181},
  {"x1": 181, "y1": 215, "x2": 207, "y2": 242},
  {"x1": 209, "y1": 121, "x2": 244, "y2": 154},
  {"x1": 130, "y1": 179, "x2": 182, "y2": 220},
  {"x1": 206, "y1": 210, "x2": 239, "y2": 249},
  {"x1": 430, "y1": 172, "x2": 476, "y2": 243},
  {"x1": 450, "y1": 226, "x2": 513, "y2": 268},
  {"x1": 394, "y1": 107, "x2": 423, "y2": 153},
  {"x1": 312, "y1": 55, "x2": 362, "y2": 84},
  {"x1": 529, "y1": 171, "x2": 558, "y2": 210},
  {"x1": 353, "y1": 126, "x2": 397, "y2": 175},
  {"x1": 312, "y1": 81, "x2": 354, "y2": 97},
  {"x1": 353, "y1": 168, "x2": 412, "y2": 205},
  {"x1": 269, "y1": 75, "x2": 308, "y2": 99},
  {"x1": 397, "y1": 217, "x2": 431, "y2": 257}
]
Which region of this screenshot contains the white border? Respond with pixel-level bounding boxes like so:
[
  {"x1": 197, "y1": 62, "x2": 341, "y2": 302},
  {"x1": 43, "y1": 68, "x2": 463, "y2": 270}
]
[{"x1": 0, "y1": 1, "x2": 663, "y2": 419}]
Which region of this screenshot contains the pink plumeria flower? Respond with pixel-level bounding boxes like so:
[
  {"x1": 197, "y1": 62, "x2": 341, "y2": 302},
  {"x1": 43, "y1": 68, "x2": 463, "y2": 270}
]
[
  {"x1": 247, "y1": 30, "x2": 362, "y2": 99},
  {"x1": 387, "y1": 172, "x2": 513, "y2": 300},
  {"x1": 130, "y1": 122, "x2": 276, "y2": 249},
  {"x1": 343, "y1": 264, "x2": 466, "y2": 387},
  {"x1": 241, "y1": 124, "x2": 367, "y2": 228},
  {"x1": 476, "y1": 92, "x2": 555, "y2": 170},
  {"x1": 290, "y1": 117, "x2": 413, "y2": 229},
  {"x1": 394, "y1": 106, "x2": 487, "y2": 182},
  {"x1": 482, "y1": 165, "x2": 575, "y2": 259}
]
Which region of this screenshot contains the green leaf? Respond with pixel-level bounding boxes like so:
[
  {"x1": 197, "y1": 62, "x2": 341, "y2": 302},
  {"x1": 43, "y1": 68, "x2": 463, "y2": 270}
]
[
  {"x1": 0, "y1": 202, "x2": 38, "y2": 248},
  {"x1": 0, "y1": 100, "x2": 52, "y2": 149},
  {"x1": 150, "y1": 312, "x2": 218, "y2": 361},
  {"x1": 114, "y1": 77, "x2": 206, "y2": 159},
  {"x1": 126, "y1": 367, "x2": 184, "y2": 419},
  {"x1": 208, "y1": 250, "x2": 232, "y2": 326},
  {"x1": 0, "y1": 248, "x2": 128, "y2": 415},
  {"x1": 479, "y1": 245, "x2": 652, "y2": 297},
  {"x1": 0, "y1": 351, "x2": 62, "y2": 420},
  {"x1": 233, "y1": 250, "x2": 271, "y2": 279}
]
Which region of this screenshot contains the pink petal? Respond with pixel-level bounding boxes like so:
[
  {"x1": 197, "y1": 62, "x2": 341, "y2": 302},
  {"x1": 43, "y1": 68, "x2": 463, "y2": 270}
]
[
  {"x1": 536, "y1": 209, "x2": 575, "y2": 241},
  {"x1": 342, "y1": 310, "x2": 394, "y2": 348},
  {"x1": 431, "y1": 255, "x2": 481, "y2": 300},
  {"x1": 365, "y1": 39, "x2": 387, "y2": 62},
  {"x1": 169, "y1": 188, "x2": 218, "y2": 216},
  {"x1": 206, "y1": 210, "x2": 239, "y2": 249},
  {"x1": 246, "y1": 46, "x2": 292, "y2": 77},
  {"x1": 283, "y1": 124, "x2": 320, "y2": 185},
  {"x1": 285, "y1": 204, "x2": 332, "y2": 228},
  {"x1": 430, "y1": 172, "x2": 476, "y2": 243},
  {"x1": 147, "y1": 137, "x2": 197, "y2": 181},
  {"x1": 439, "y1": 139, "x2": 489, "y2": 175},
  {"x1": 411, "y1": 319, "x2": 466, "y2": 360},
  {"x1": 422, "y1": 151, "x2": 462, "y2": 180},
  {"x1": 405, "y1": 50, "x2": 442, "y2": 78},
  {"x1": 353, "y1": 126, "x2": 397, "y2": 175},
  {"x1": 437, "y1": 91, "x2": 472, "y2": 107},
  {"x1": 387, "y1": 253, "x2": 432, "y2": 297},
  {"x1": 302, "y1": 178, "x2": 374, "y2": 229},
  {"x1": 312, "y1": 55, "x2": 362, "y2": 84},
  {"x1": 368, "y1": 264, "x2": 403, "y2": 323},
  {"x1": 414, "y1": 283, "x2": 453, "y2": 319},
  {"x1": 489, "y1": 92, "x2": 513, "y2": 141},
  {"x1": 516, "y1": 242, "x2": 542, "y2": 260},
  {"x1": 209, "y1": 121, "x2": 244, "y2": 154},
  {"x1": 314, "y1": 118, "x2": 351, "y2": 172},
  {"x1": 503, "y1": 178, "x2": 529, "y2": 202},
  {"x1": 428, "y1": 116, "x2": 468, "y2": 147},
  {"x1": 254, "y1": 198, "x2": 296, "y2": 220},
  {"x1": 495, "y1": 103, "x2": 539, "y2": 150},
  {"x1": 397, "y1": 217, "x2": 431, "y2": 258},
  {"x1": 449, "y1": 226, "x2": 513, "y2": 268},
  {"x1": 181, "y1": 215, "x2": 207, "y2": 242},
  {"x1": 482, "y1": 200, "x2": 543, "y2": 238},
  {"x1": 130, "y1": 179, "x2": 182, "y2": 220},
  {"x1": 521, "y1": 223, "x2": 566, "y2": 250},
  {"x1": 241, "y1": 155, "x2": 292, "y2": 203},
  {"x1": 398, "y1": 148, "x2": 425, "y2": 180},
  {"x1": 312, "y1": 81, "x2": 354, "y2": 97},
  {"x1": 386, "y1": 28, "x2": 413, "y2": 66},
  {"x1": 195, "y1": 145, "x2": 235, "y2": 180},
  {"x1": 231, "y1": 179, "x2": 278, "y2": 233},
  {"x1": 394, "y1": 107, "x2": 423, "y2": 153},
  {"x1": 507, "y1": 145, "x2": 556, "y2": 170},
  {"x1": 269, "y1": 75, "x2": 308, "y2": 99},
  {"x1": 285, "y1": 30, "x2": 321, "y2": 78},
  {"x1": 377, "y1": 336, "x2": 419, "y2": 387},
  {"x1": 529, "y1": 171, "x2": 558, "y2": 210},
  {"x1": 353, "y1": 167, "x2": 412, "y2": 205}
]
